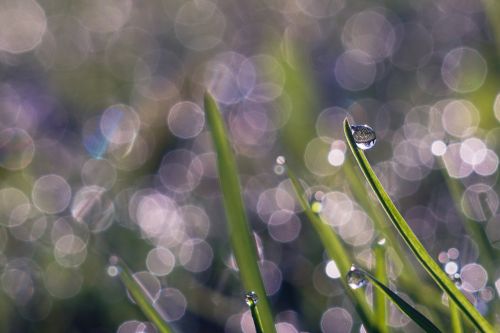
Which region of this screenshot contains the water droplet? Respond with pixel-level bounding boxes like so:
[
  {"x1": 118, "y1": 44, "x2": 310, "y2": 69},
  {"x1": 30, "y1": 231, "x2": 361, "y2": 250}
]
[
  {"x1": 346, "y1": 266, "x2": 368, "y2": 289},
  {"x1": 244, "y1": 291, "x2": 259, "y2": 306},
  {"x1": 274, "y1": 155, "x2": 286, "y2": 175},
  {"x1": 276, "y1": 156, "x2": 286, "y2": 165},
  {"x1": 377, "y1": 238, "x2": 386, "y2": 246},
  {"x1": 350, "y1": 125, "x2": 376, "y2": 150}
]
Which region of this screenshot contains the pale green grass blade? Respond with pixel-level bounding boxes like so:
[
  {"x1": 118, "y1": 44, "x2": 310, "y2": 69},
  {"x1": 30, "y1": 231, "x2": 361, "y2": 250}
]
[
  {"x1": 204, "y1": 93, "x2": 276, "y2": 333},
  {"x1": 360, "y1": 269, "x2": 442, "y2": 333},
  {"x1": 343, "y1": 118, "x2": 494, "y2": 333},
  {"x1": 374, "y1": 241, "x2": 388, "y2": 333},
  {"x1": 450, "y1": 298, "x2": 463, "y2": 333},
  {"x1": 286, "y1": 167, "x2": 379, "y2": 332},
  {"x1": 109, "y1": 256, "x2": 174, "y2": 333}
]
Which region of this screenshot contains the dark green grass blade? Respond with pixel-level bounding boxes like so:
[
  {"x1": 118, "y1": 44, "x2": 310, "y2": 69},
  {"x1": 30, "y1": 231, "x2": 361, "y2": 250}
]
[
  {"x1": 204, "y1": 93, "x2": 276, "y2": 333},
  {"x1": 374, "y1": 241, "x2": 388, "y2": 333},
  {"x1": 286, "y1": 167, "x2": 379, "y2": 332},
  {"x1": 109, "y1": 256, "x2": 174, "y2": 333},
  {"x1": 361, "y1": 269, "x2": 442, "y2": 333},
  {"x1": 343, "y1": 118, "x2": 494, "y2": 333}
]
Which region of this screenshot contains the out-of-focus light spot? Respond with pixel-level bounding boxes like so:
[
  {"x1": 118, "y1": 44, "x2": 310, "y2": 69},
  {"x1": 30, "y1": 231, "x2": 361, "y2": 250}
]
[
  {"x1": 174, "y1": 0, "x2": 225, "y2": 51},
  {"x1": 441, "y1": 47, "x2": 487, "y2": 93},
  {"x1": 100, "y1": 104, "x2": 140, "y2": 145},
  {"x1": 241, "y1": 54, "x2": 285, "y2": 103},
  {"x1": 494, "y1": 278, "x2": 500, "y2": 296},
  {"x1": 259, "y1": 260, "x2": 282, "y2": 296},
  {"x1": 107, "y1": 265, "x2": 119, "y2": 277},
  {"x1": 0, "y1": 128, "x2": 35, "y2": 170},
  {"x1": 32, "y1": 174, "x2": 71, "y2": 214},
  {"x1": 267, "y1": 210, "x2": 301, "y2": 243},
  {"x1": 328, "y1": 140, "x2": 346, "y2": 166},
  {"x1": 77, "y1": 0, "x2": 132, "y2": 33},
  {"x1": 325, "y1": 260, "x2": 340, "y2": 279},
  {"x1": 117, "y1": 320, "x2": 156, "y2": 333},
  {"x1": 494, "y1": 93, "x2": 500, "y2": 122},
  {"x1": 81, "y1": 159, "x2": 117, "y2": 190},
  {"x1": 444, "y1": 261, "x2": 458, "y2": 275},
  {"x1": 0, "y1": 0, "x2": 46, "y2": 54},
  {"x1": 178, "y1": 238, "x2": 213, "y2": 273},
  {"x1": 338, "y1": 210, "x2": 374, "y2": 246},
  {"x1": 391, "y1": 23, "x2": 433, "y2": 70},
  {"x1": 159, "y1": 149, "x2": 203, "y2": 194},
  {"x1": 44, "y1": 262, "x2": 83, "y2": 299},
  {"x1": 442, "y1": 143, "x2": 473, "y2": 178},
  {"x1": 321, "y1": 191, "x2": 353, "y2": 227},
  {"x1": 35, "y1": 16, "x2": 91, "y2": 71},
  {"x1": 146, "y1": 247, "x2": 175, "y2": 276},
  {"x1": 335, "y1": 50, "x2": 376, "y2": 91},
  {"x1": 431, "y1": 140, "x2": 447, "y2": 156},
  {"x1": 275, "y1": 322, "x2": 299, "y2": 333},
  {"x1": 461, "y1": 183, "x2": 498, "y2": 222},
  {"x1": 295, "y1": 0, "x2": 344, "y2": 18},
  {"x1": 0, "y1": 187, "x2": 30, "y2": 227},
  {"x1": 203, "y1": 52, "x2": 254, "y2": 105},
  {"x1": 1, "y1": 267, "x2": 34, "y2": 305},
  {"x1": 154, "y1": 288, "x2": 187, "y2": 322},
  {"x1": 342, "y1": 10, "x2": 396, "y2": 61},
  {"x1": 447, "y1": 248, "x2": 459, "y2": 260},
  {"x1": 460, "y1": 263, "x2": 487, "y2": 292},
  {"x1": 459, "y1": 137, "x2": 487, "y2": 166},
  {"x1": 54, "y1": 235, "x2": 87, "y2": 268},
  {"x1": 305, "y1": 138, "x2": 337, "y2": 176},
  {"x1": 442, "y1": 99, "x2": 479, "y2": 138},
  {"x1": 320, "y1": 307, "x2": 353, "y2": 333},
  {"x1": 71, "y1": 186, "x2": 115, "y2": 233},
  {"x1": 167, "y1": 101, "x2": 205, "y2": 139}
]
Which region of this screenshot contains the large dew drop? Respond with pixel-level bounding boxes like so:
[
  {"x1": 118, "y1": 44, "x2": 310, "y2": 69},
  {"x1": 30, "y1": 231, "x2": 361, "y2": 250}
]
[
  {"x1": 350, "y1": 125, "x2": 376, "y2": 150},
  {"x1": 244, "y1": 291, "x2": 259, "y2": 307},
  {"x1": 346, "y1": 266, "x2": 368, "y2": 289}
]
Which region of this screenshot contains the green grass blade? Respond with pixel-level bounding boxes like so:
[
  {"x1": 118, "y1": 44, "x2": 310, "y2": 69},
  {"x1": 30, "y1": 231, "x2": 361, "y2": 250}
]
[
  {"x1": 245, "y1": 292, "x2": 264, "y2": 333},
  {"x1": 359, "y1": 269, "x2": 442, "y2": 333},
  {"x1": 203, "y1": 93, "x2": 276, "y2": 333},
  {"x1": 109, "y1": 256, "x2": 174, "y2": 333},
  {"x1": 343, "y1": 118, "x2": 494, "y2": 333},
  {"x1": 374, "y1": 241, "x2": 388, "y2": 333},
  {"x1": 449, "y1": 298, "x2": 463, "y2": 333},
  {"x1": 286, "y1": 167, "x2": 379, "y2": 332}
]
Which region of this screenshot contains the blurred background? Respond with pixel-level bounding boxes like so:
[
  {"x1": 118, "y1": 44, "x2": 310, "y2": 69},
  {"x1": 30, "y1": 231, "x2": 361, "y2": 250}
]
[{"x1": 0, "y1": 0, "x2": 499, "y2": 332}]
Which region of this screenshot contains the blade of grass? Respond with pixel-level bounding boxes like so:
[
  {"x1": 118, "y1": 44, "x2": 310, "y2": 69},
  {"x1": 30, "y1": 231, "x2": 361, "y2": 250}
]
[
  {"x1": 286, "y1": 167, "x2": 379, "y2": 332},
  {"x1": 109, "y1": 256, "x2": 174, "y2": 333},
  {"x1": 449, "y1": 297, "x2": 463, "y2": 333},
  {"x1": 343, "y1": 118, "x2": 494, "y2": 333},
  {"x1": 358, "y1": 268, "x2": 442, "y2": 333},
  {"x1": 374, "y1": 241, "x2": 388, "y2": 333},
  {"x1": 204, "y1": 93, "x2": 276, "y2": 333},
  {"x1": 245, "y1": 292, "x2": 264, "y2": 333}
]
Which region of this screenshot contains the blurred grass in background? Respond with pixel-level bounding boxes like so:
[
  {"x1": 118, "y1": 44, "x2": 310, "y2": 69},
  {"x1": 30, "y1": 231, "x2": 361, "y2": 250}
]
[{"x1": 0, "y1": 0, "x2": 499, "y2": 332}]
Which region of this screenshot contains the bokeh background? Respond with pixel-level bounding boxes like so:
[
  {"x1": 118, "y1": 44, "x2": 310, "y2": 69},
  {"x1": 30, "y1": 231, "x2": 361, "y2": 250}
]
[{"x1": 0, "y1": 0, "x2": 500, "y2": 332}]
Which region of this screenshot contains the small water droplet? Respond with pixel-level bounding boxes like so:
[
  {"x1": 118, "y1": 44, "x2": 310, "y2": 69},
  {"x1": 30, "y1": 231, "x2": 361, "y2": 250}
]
[
  {"x1": 346, "y1": 265, "x2": 368, "y2": 289},
  {"x1": 274, "y1": 155, "x2": 286, "y2": 175},
  {"x1": 377, "y1": 238, "x2": 386, "y2": 246},
  {"x1": 451, "y1": 273, "x2": 462, "y2": 288},
  {"x1": 351, "y1": 125, "x2": 376, "y2": 150},
  {"x1": 276, "y1": 155, "x2": 286, "y2": 165},
  {"x1": 244, "y1": 291, "x2": 259, "y2": 306}
]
